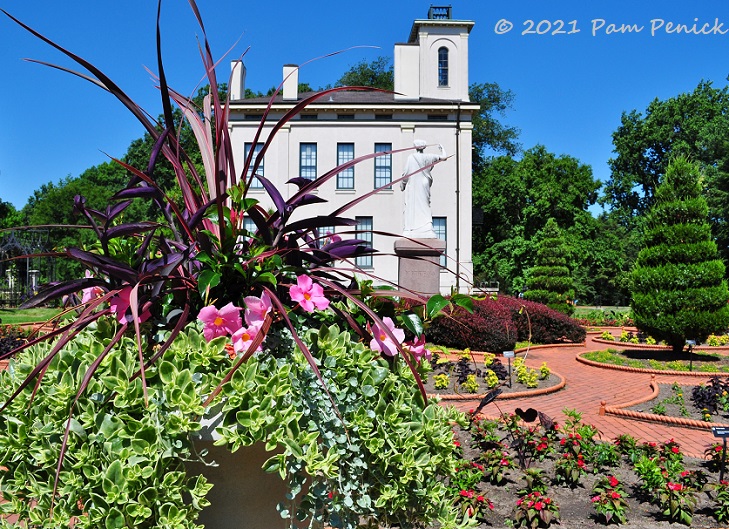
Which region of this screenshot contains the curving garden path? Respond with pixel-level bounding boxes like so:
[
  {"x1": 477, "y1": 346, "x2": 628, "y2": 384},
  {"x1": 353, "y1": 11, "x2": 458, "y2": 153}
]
[{"x1": 448, "y1": 332, "x2": 722, "y2": 458}]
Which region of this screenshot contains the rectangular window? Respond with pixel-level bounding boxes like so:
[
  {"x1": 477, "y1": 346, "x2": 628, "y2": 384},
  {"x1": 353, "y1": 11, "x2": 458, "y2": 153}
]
[
  {"x1": 355, "y1": 216, "x2": 373, "y2": 268},
  {"x1": 317, "y1": 225, "x2": 336, "y2": 246},
  {"x1": 374, "y1": 143, "x2": 392, "y2": 189},
  {"x1": 433, "y1": 217, "x2": 447, "y2": 268},
  {"x1": 337, "y1": 114, "x2": 355, "y2": 120},
  {"x1": 244, "y1": 143, "x2": 264, "y2": 188},
  {"x1": 336, "y1": 143, "x2": 355, "y2": 189},
  {"x1": 242, "y1": 216, "x2": 257, "y2": 233},
  {"x1": 300, "y1": 143, "x2": 317, "y2": 180}
]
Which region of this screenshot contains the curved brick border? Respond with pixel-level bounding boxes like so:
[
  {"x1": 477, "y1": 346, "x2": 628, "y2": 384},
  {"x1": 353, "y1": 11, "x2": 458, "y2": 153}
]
[
  {"x1": 576, "y1": 351, "x2": 729, "y2": 377},
  {"x1": 599, "y1": 375, "x2": 729, "y2": 430},
  {"x1": 590, "y1": 336, "x2": 729, "y2": 353},
  {"x1": 441, "y1": 342, "x2": 585, "y2": 362},
  {"x1": 428, "y1": 369, "x2": 565, "y2": 402}
]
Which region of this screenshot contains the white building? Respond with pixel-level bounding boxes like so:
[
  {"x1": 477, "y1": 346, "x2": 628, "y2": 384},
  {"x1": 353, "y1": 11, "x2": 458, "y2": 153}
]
[{"x1": 227, "y1": 6, "x2": 477, "y2": 293}]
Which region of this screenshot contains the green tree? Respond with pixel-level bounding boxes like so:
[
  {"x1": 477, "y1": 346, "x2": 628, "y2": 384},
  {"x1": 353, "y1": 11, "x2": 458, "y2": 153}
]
[
  {"x1": 335, "y1": 56, "x2": 394, "y2": 90},
  {"x1": 603, "y1": 81, "x2": 729, "y2": 227},
  {"x1": 523, "y1": 218, "x2": 575, "y2": 315},
  {"x1": 0, "y1": 199, "x2": 22, "y2": 229},
  {"x1": 470, "y1": 82, "x2": 520, "y2": 166},
  {"x1": 472, "y1": 147, "x2": 603, "y2": 298},
  {"x1": 630, "y1": 157, "x2": 729, "y2": 353}
]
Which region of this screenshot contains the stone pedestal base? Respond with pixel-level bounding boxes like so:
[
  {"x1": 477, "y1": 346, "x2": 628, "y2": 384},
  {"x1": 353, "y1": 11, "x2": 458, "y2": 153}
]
[{"x1": 394, "y1": 238, "x2": 446, "y2": 297}]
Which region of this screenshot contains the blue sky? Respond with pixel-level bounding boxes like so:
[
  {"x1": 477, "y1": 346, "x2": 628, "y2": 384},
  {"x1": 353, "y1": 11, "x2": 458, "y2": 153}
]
[{"x1": 1, "y1": 0, "x2": 728, "y2": 210}]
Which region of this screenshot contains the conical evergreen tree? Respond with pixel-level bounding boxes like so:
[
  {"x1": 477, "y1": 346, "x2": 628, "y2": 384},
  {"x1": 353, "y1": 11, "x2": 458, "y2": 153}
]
[
  {"x1": 523, "y1": 218, "x2": 575, "y2": 315},
  {"x1": 631, "y1": 156, "x2": 729, "y2": 353}
]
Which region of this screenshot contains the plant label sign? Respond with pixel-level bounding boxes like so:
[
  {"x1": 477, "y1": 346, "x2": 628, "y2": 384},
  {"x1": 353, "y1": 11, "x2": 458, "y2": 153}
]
[
  {"x1": 712, "y1": 427, "x2": 729, "y2": 438},
  {"x1": 503, "y1": 350, "x2": 515, "y2": 358}
]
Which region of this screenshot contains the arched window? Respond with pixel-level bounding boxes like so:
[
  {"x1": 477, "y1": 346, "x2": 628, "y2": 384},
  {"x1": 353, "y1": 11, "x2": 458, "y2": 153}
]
[{"x1": 438, "y1": 47, "x2": 449, "y2": 87}]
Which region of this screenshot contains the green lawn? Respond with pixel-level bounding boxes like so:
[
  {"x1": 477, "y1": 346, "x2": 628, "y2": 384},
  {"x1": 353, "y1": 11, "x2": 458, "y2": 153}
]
[{"x1": 0, "y1": 307, "x2": 64, "y2": 325}]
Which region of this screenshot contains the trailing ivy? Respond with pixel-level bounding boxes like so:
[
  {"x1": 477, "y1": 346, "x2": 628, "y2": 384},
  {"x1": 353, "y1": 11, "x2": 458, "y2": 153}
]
[{"x1": 0, "y1": 321, "x2": 466, "y2": 529}]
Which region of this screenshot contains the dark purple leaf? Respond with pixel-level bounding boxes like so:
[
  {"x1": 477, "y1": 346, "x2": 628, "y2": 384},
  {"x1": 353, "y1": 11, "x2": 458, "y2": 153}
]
[
  {"x1": 112, "y1": 186, "x2": 161, "y2": 200},
  {"x1": 287, "y1": 193, "x2": 328, "y2": 210},
  {"x1": 66, "y1": 248, "x2": 137, "y2": 283},
  {"x1": 19, "y1": 278, "x2": 108, "y2": 309},
  {"x1": 103, "y1": 222, "x2": 158, "y2": 241},
  {"x1": 105, "y1": 200, "x2": 133, "y2": 223},
  {"x1": 255, "y1": 174, "x2": 286, "y2": 218},
  {"x1": 284, "y1": 216, "x2": 357, "y2": 234}
]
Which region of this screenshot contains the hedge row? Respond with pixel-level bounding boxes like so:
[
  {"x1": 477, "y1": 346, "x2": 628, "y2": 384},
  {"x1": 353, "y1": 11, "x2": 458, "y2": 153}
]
[{"x1": 427, "y1": 295, "x2": 585, "y2": 352}]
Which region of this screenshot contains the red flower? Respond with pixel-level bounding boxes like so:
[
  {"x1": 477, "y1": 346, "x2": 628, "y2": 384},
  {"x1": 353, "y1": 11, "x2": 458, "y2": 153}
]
[
  {"x1": 611, "y1": 491, "x2": 621, "y2": 499},
  {"x1": 477, "y1": 495, "x2": 485, "y2": 502},
  {"x1": 516, "y1": 498, "x2": 523, "y2": 506},
  {"x1": 534, "y1": 501, "x2": 544, "y2": 510},
  {"x1": 680, "y1": 470, "x2": 690, "y2": 477},
  {"x1": 671, "y1": 446, "x2": 680, "y2": 454},
  {"x1": 667, "y1": 482, "x2": 684, "y2": 492},
  {"x1": 609, "y1": 476, "x2": 619, "y2": 487},
  {"x1": 591, "y1": 495, "x2": 600, "y2": 503},
  {"x1": 577, "y1": 459, "x2": 586, "y2": 468}
]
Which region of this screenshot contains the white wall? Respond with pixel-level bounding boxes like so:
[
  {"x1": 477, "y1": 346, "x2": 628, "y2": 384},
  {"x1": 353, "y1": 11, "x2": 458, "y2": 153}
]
[{"x1": 229, "y1": 114, "x2": 473, "y2": 293}]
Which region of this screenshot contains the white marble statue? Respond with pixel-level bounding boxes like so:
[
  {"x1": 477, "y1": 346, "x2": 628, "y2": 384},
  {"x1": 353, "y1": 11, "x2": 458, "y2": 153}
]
[{"x1": 400, "y1": 139, "x2": 447, "y2": 238}]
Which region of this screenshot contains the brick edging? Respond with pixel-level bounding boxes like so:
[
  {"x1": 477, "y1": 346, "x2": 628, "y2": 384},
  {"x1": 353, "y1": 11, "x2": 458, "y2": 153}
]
[
  {"x1": 428, "y1": 369, "x2": 566, "y2": 402},
  {"x1": 597, "y1": 374, "x2": 729, "y2": 431},
  {"x1": 590, "y1": 337, "x2": 729, "y2": 352},
  {"x1": 576, "y1": 351, "x2": 729, "y2": 377}
]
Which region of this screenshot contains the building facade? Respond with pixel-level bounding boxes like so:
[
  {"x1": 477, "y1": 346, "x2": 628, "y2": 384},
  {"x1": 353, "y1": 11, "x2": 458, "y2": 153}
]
[{"x1": 227, "y1": 7, "x2": 477, "y2": 293}]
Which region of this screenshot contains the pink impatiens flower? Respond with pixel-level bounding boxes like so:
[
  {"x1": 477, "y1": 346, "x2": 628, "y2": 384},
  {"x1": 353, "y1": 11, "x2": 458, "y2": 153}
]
[
  {"x1": 197, "y1": 302, "x2": 243, "y2": 341},
  {"x1": 368, "y1": 317, "x2": 405, "y2": 357},
  {"x1": 244, "y1": 291, "x2": 272, "y2": 326},
  {"x1": 110, "y1": 286, "x2": 151, "y2": 324},
  {"x1": 232, "y1": 324, "x2": 263, "y2": 354},
  {"x1": 404, "y1": 334, "x2": 431, "y2": 362},
  {"x1": 81, "y1": 270, "x2": 104, "y2": 303},
  {"x1": 289, "y1": 275, "x2": 329, "y2": 312}
]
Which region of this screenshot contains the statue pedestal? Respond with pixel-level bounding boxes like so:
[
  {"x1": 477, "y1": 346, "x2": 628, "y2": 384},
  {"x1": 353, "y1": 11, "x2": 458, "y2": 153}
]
[{"x1": 394, "y1": 238, "x2": 446, "y2": 297}]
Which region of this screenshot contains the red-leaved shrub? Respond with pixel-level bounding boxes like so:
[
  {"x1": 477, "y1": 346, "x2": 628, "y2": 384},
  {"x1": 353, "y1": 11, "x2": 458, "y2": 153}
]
[{"x1": 428, "y1": 296, "x2": 585, "y2": 352}]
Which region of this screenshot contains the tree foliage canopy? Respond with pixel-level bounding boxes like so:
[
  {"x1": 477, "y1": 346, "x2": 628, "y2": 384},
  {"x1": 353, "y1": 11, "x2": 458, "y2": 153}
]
[
  {"x1": 603, "y1": 81, "x2": 729, "y2": 227},
  {"x1": 630, "y1": 156, "x2": 729, "y2": 352}
]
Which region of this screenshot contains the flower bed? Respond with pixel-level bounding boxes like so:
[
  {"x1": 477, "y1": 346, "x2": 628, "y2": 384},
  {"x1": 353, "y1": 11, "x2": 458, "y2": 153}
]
[{"x1": 442, "y1": 408, "x2": 728, "y2": 528}]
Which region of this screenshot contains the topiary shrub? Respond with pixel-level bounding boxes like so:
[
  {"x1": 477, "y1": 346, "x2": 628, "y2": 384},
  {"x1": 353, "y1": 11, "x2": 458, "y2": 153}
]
[
  {"x1": 523, "y1": 218, "x2": 575, "y2": 316},
  {"x1": 631, "y1": 157, "x2": 729, "y2": 353},
  {"x1": 427, "y1": 295, "x2": 585, "y2": 351}
]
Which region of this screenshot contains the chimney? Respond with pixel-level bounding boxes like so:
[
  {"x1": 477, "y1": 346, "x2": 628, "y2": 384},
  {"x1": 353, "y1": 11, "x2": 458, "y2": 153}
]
[
  {"x1": 282, "y1": 64, "x2": 299, "y2": 101},
  {"x1": 230, "y1": 60, "x2": 246, "y2": 100}
]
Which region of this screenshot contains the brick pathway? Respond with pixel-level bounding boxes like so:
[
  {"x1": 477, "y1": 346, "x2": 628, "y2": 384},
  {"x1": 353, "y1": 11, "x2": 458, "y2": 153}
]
[{"x1": 448, "y1": 334, "x2": 721, "y2": 458}]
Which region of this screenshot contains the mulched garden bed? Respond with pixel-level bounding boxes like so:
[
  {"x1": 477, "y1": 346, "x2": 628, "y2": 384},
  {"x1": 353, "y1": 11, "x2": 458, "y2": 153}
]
[
  {"x1": 627, "y1": 382, "x2": 729, "y2": 425},
  {"x1": 422, "y1": 355, "x2": 562, "y2": 398},
  {"x1": 440, "y1": 409, "x2": 726, "y2": 528}
]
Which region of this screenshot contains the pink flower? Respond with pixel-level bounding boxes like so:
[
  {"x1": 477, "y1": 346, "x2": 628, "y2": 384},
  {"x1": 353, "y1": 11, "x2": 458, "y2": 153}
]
[
  {"x1": 232, "y1": 324, "x2": 264, "y2": 354},
  {"x1": 289, "y1": 275, "x2": 329, "y2": 312},
  {"x1": 591, "y1": 495, "x2": 600, "y2": 503},
  {"x1": 110, "y1": 286, "x2": 151, "y2": 324},
  {"x1": 476, "y1": 495, "x2": 485, "y2": 503},
  {"x1": 368, "y1": 317, "x2": 405, "y2": 356},
  {"x1": 404, "y1": 334, "x2": 431, "y2": 361},
  {"x1": 244, "y1": 291, "x2": 272, "y2": 326},
  {"x1": 667, "y1": 482, "x2": 683, "y2": 492},
  {"x1": 198, "y1": 303, "x2": 243, "y2": 341},
  {"x1": 534, "y1": 501, "x2": 544, "y2": 510},
  {"x1": 81, "y1": 270, "x2": 104, "y2": 303}
]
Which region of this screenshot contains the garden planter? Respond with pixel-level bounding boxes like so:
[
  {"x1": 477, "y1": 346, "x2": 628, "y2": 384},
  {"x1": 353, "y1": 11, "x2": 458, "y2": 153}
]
[
  {"x1": 186, "y1": 407, "x2": 310, "y2": 529},
  {"x1": 187, "y1": 441, "x2": 293, "y2": 529}
]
